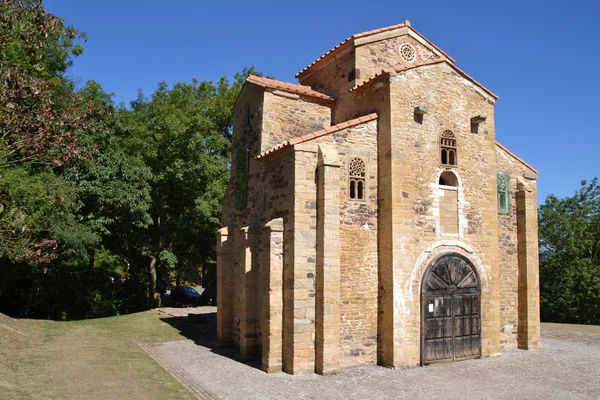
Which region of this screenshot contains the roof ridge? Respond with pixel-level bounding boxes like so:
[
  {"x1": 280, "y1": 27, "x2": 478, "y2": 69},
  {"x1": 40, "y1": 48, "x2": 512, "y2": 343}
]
[
  {"x1": 296, "y1": 21, "x2": 411, "y2": 78},
  {"x1": 350, "y1": 59, "x2": 498, "y2": 100},
  {"x1": 246, "y1": 75, "x2": 334, "y2": 102},
  {"x1": 256, "y1": 113, "x2": 378, "y2": 159},
  {"x1": 296, "y1": 21, "x2": 456, "y2": 79}
]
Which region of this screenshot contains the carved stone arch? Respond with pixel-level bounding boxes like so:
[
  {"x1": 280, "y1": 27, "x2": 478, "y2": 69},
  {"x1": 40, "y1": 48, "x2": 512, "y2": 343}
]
[
  {"x1": 438, "y1": 169, "x2": 461, "y2": 187},
  {"x1": 421, "y1": 253, "x2": 480, "y2": 295},
  {"x1": 410, "y1": 241, "x2": 489, "y2": 296}
]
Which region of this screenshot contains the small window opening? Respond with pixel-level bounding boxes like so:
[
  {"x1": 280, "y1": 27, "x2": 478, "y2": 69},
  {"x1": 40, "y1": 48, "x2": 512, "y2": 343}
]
[
  {"x1": 348, "y1": 69, "x2": 356, "y2": 82},
  {"x1": 440, "y1": 130, "x2": 457, "y2": 166},
  {"x1": 413, "y1": 106, "x2": 428, "y2": 125},
  {"x1": 439, "y1": 171, "x2": 458, "y2": 187},
  {"x1": 350, "y1": 180, "x2": 356, "y2": 199},
  {"x1": 348, "y1": 158, "x2": 366, "y2": 201},
  {"x1": 470, "y1": 115, "x2": 487, "y2": 134},
  {"x1": 448, "y1": 149, "x2": 456, "y2": 165},
  {"x1": 470, "y1": 122, "x2": 479, "y2": 134}
]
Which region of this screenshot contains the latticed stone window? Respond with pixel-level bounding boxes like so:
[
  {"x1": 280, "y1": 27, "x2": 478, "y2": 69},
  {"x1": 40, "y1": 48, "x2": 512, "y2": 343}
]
[
  {"x1": 348, "y1": 157, "x2": 366, "y2": 201},
  {"x1": 399, "y1": 43, "x2": 416, "y2": 63},
  {"x1": 497, "y1": 172, "x2": 510, "y2": 214},
  {"x1": 440, "y1": 130, "x2": 457, "y2": 166}
]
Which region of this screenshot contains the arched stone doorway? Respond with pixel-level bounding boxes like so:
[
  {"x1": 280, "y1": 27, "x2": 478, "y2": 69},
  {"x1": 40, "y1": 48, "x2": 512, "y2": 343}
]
[{"x1": 421, "y1": 253, "x2": 481, "y2": 365}]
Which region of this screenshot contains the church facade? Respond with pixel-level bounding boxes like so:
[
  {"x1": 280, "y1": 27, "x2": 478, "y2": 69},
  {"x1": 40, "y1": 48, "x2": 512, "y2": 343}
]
[{"x1": 216, "y1": 21, "x2": 540, "y2": 375}]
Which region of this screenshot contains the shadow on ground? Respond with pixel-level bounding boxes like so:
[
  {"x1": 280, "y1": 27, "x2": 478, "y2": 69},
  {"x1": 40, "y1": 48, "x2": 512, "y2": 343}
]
[{"x1": 159, "y1": 313, "x2": 262, "y2": 371}]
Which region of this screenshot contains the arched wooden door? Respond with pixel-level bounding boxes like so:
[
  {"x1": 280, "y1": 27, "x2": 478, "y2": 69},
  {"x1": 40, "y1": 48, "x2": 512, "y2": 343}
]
[{"x1": 421, "y1": 254, "x2": 481, "y2": 365}]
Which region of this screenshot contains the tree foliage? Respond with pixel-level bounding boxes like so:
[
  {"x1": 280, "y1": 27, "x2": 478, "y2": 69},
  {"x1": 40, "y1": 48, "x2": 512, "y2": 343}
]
[
  {"x1": 539, "y1": 178, "x2": 600, "y2": 324},
  {"x1": 0, "y1": 0, "x2": 257, "y2": 318},
  {"x1": 118, "y1": 68, "x2": 259, "y2": 304},
  {"x1": 0, "y1": 0, "x2": 102, "y2": 263}
]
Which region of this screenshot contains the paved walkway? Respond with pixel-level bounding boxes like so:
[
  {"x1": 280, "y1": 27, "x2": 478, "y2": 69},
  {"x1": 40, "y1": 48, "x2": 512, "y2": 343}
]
[{"x1": 141, "y1": 314, "x2": 600, "y2": 399}]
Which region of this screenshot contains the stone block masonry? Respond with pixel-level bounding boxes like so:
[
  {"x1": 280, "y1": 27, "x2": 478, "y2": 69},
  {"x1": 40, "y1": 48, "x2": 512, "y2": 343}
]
[{"x1": 217, "y1": 20, "x2": 540, "y2": 375}]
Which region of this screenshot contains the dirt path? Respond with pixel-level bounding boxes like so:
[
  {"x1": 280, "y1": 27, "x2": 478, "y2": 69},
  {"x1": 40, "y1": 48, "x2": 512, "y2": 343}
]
[{"x1": 541, "y1": 322, "x2": 600, "y2": 346}]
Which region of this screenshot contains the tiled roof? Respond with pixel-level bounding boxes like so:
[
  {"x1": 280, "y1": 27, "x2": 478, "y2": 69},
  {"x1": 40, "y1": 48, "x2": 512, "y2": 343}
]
[
  {"x1": 351, "y1": 59, "x2": 499, "y2": 100},
  {"x1": 256, "y1": 113, "x2": 378, "y2": 159},
  {"x1": 296, "y1": 21, "x2": 455, "y2": 78},
  {"x1": 245, "y1": 75, "x2": 334, "y2": 102},
  {"x1": 496, "y1": 141, "x2": 539, "y2": 174}
]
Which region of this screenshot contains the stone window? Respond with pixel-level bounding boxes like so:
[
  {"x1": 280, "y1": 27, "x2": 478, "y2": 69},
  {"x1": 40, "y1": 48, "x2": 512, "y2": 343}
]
[
  {"x1": 497, "y1": 172, "x2": 510, "y2": 214},
  {"x1": 440, "y1": 130, "x2": 457, "y2": 166},
  {"x1": 400, "y1": 43, "x2": 416, "y2": 63},
  {"x1": 235, "y1": 143, "x2": 248, "y2": 209},
  {"x1": 348, "y1": 157, "x2": 366, "y2": 201},
  {"x1": 439, "y1": 171, "x2": 458, "y2": 186}
]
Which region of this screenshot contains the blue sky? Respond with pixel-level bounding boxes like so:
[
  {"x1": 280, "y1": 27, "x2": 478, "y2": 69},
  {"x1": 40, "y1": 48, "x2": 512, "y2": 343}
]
[{"x1": 43, "y1": 0, "x2": 600, "y2": 203}]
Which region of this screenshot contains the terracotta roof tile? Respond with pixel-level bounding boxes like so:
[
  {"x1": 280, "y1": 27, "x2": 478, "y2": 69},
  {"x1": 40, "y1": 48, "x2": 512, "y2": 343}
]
[
  {"x1": 351, "y1": 59, "x2": 498, "y2": 100},
  {"x1": 256, "y1": 113, "x2": 378, "y2": 159},
  {"x1": 245, "y1": 75, "x2": 334, "y2": 102},
  {"x1": 296, "y1": 22, "x2": 411, "y2": 78},
  {"x1": 496, "y1": 141, "x2": 539, "y2": 174},
  {"x1": 296, "y1": 21, "x2": 456, "y2": 78}
]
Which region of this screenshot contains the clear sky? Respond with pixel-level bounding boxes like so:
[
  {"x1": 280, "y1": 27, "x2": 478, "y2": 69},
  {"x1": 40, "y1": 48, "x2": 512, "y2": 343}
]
[{"x1": 43, "y1": 0, "x2": 600, "y2": 203}]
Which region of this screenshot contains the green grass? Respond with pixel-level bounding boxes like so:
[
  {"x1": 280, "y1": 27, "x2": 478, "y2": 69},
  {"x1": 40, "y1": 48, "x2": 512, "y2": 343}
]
[{"x1": 0, "y1": 311, "x2": 195, "y2": 400}]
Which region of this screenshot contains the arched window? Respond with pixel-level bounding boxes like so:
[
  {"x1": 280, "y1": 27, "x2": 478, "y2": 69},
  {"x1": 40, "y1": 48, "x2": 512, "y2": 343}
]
[
  {"x1": 439, "y1": 171, "x2": 458, "y2": 186},
  {"x1": 440, "y1": 130, "x2": 457, "y2": 166},
  {"x1": 348, "y1": 158, "x2": 366, "y2": 201}
]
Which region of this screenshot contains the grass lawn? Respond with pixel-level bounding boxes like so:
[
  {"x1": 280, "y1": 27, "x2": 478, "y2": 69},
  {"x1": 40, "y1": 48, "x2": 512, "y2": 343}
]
[{"x1": 0, "y1": 310, "x2": 195, "y2": 400}]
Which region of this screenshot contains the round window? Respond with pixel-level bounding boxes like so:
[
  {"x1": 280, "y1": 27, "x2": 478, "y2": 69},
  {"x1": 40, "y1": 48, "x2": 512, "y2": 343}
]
[{"x1": 400, "y1": 43, "x2": 416, "y2": 63}]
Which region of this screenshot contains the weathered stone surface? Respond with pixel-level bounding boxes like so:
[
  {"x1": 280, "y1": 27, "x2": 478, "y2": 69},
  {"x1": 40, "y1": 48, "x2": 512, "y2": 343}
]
[{"x1": 217, "y1": 22, "x2": 540, "y2": 375}]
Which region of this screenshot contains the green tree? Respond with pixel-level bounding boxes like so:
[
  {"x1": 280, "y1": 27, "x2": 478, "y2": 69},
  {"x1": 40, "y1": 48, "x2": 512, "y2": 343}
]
[
  {"x1": 119, "y1": 68, "x2": 259, "y2": 305},
  {"x1": 60, "y1": 81, "x2": 152, "y2": 266},
  {"x1": 0, "y1": 1, "x2": 154, "y2": 319},
  {"x1": 539, "y1": 178, "x2": 600, "y2": 324},
  {"x1": 0, "y1": 0, "x2": 99, "y2": 263}
]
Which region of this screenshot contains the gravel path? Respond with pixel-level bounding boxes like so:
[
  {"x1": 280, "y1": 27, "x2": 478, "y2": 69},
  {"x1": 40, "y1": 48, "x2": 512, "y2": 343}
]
[{"x1": 141, "y1": 316, "x2": 600, "y2": 400}]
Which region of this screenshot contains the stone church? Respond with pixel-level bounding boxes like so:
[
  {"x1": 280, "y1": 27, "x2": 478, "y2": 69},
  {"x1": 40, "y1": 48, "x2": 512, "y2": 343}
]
[{"x1": 216, "y1": 21, "x2": 540, "y2": 375}]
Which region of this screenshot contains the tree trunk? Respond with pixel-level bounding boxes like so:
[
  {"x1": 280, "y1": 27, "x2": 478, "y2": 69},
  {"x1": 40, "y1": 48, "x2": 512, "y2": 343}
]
[
  {"x1": 149, "y1": 254, "x2": 161, "y2": 308},
  {"x1": 88, "y1": 249, "x2": 95, "y2": 271}
]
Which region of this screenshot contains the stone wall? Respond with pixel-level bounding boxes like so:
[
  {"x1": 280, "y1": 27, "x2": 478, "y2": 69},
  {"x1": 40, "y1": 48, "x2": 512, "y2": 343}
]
[
  {"x1": 333, "y1": 121, "x2": 379, "y2": 367},
  {"x1": 270, "y1": 120, "x2": 380, "y2": 370},
  {"x1": 262, "y1": 91, "x2": 331, "y2": 152},
  {"x1": 439, "y1": 188, "x2": 459, "y2": 235},
  {"x1": 221, "y1": 26, "x2": 539, "y2": 373},
  {"x1": 355, "y1": 35, "x2": 439, "y2": 86},
  {"x1": 496, "y1": 145, "x2": 539, "y2": 349},
  {"x1": 381, "y1": 62, "x2": 500, "y2": 366},
  {"x1": 298, "y1": 46, "x2": 355, "y2": 98}
]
